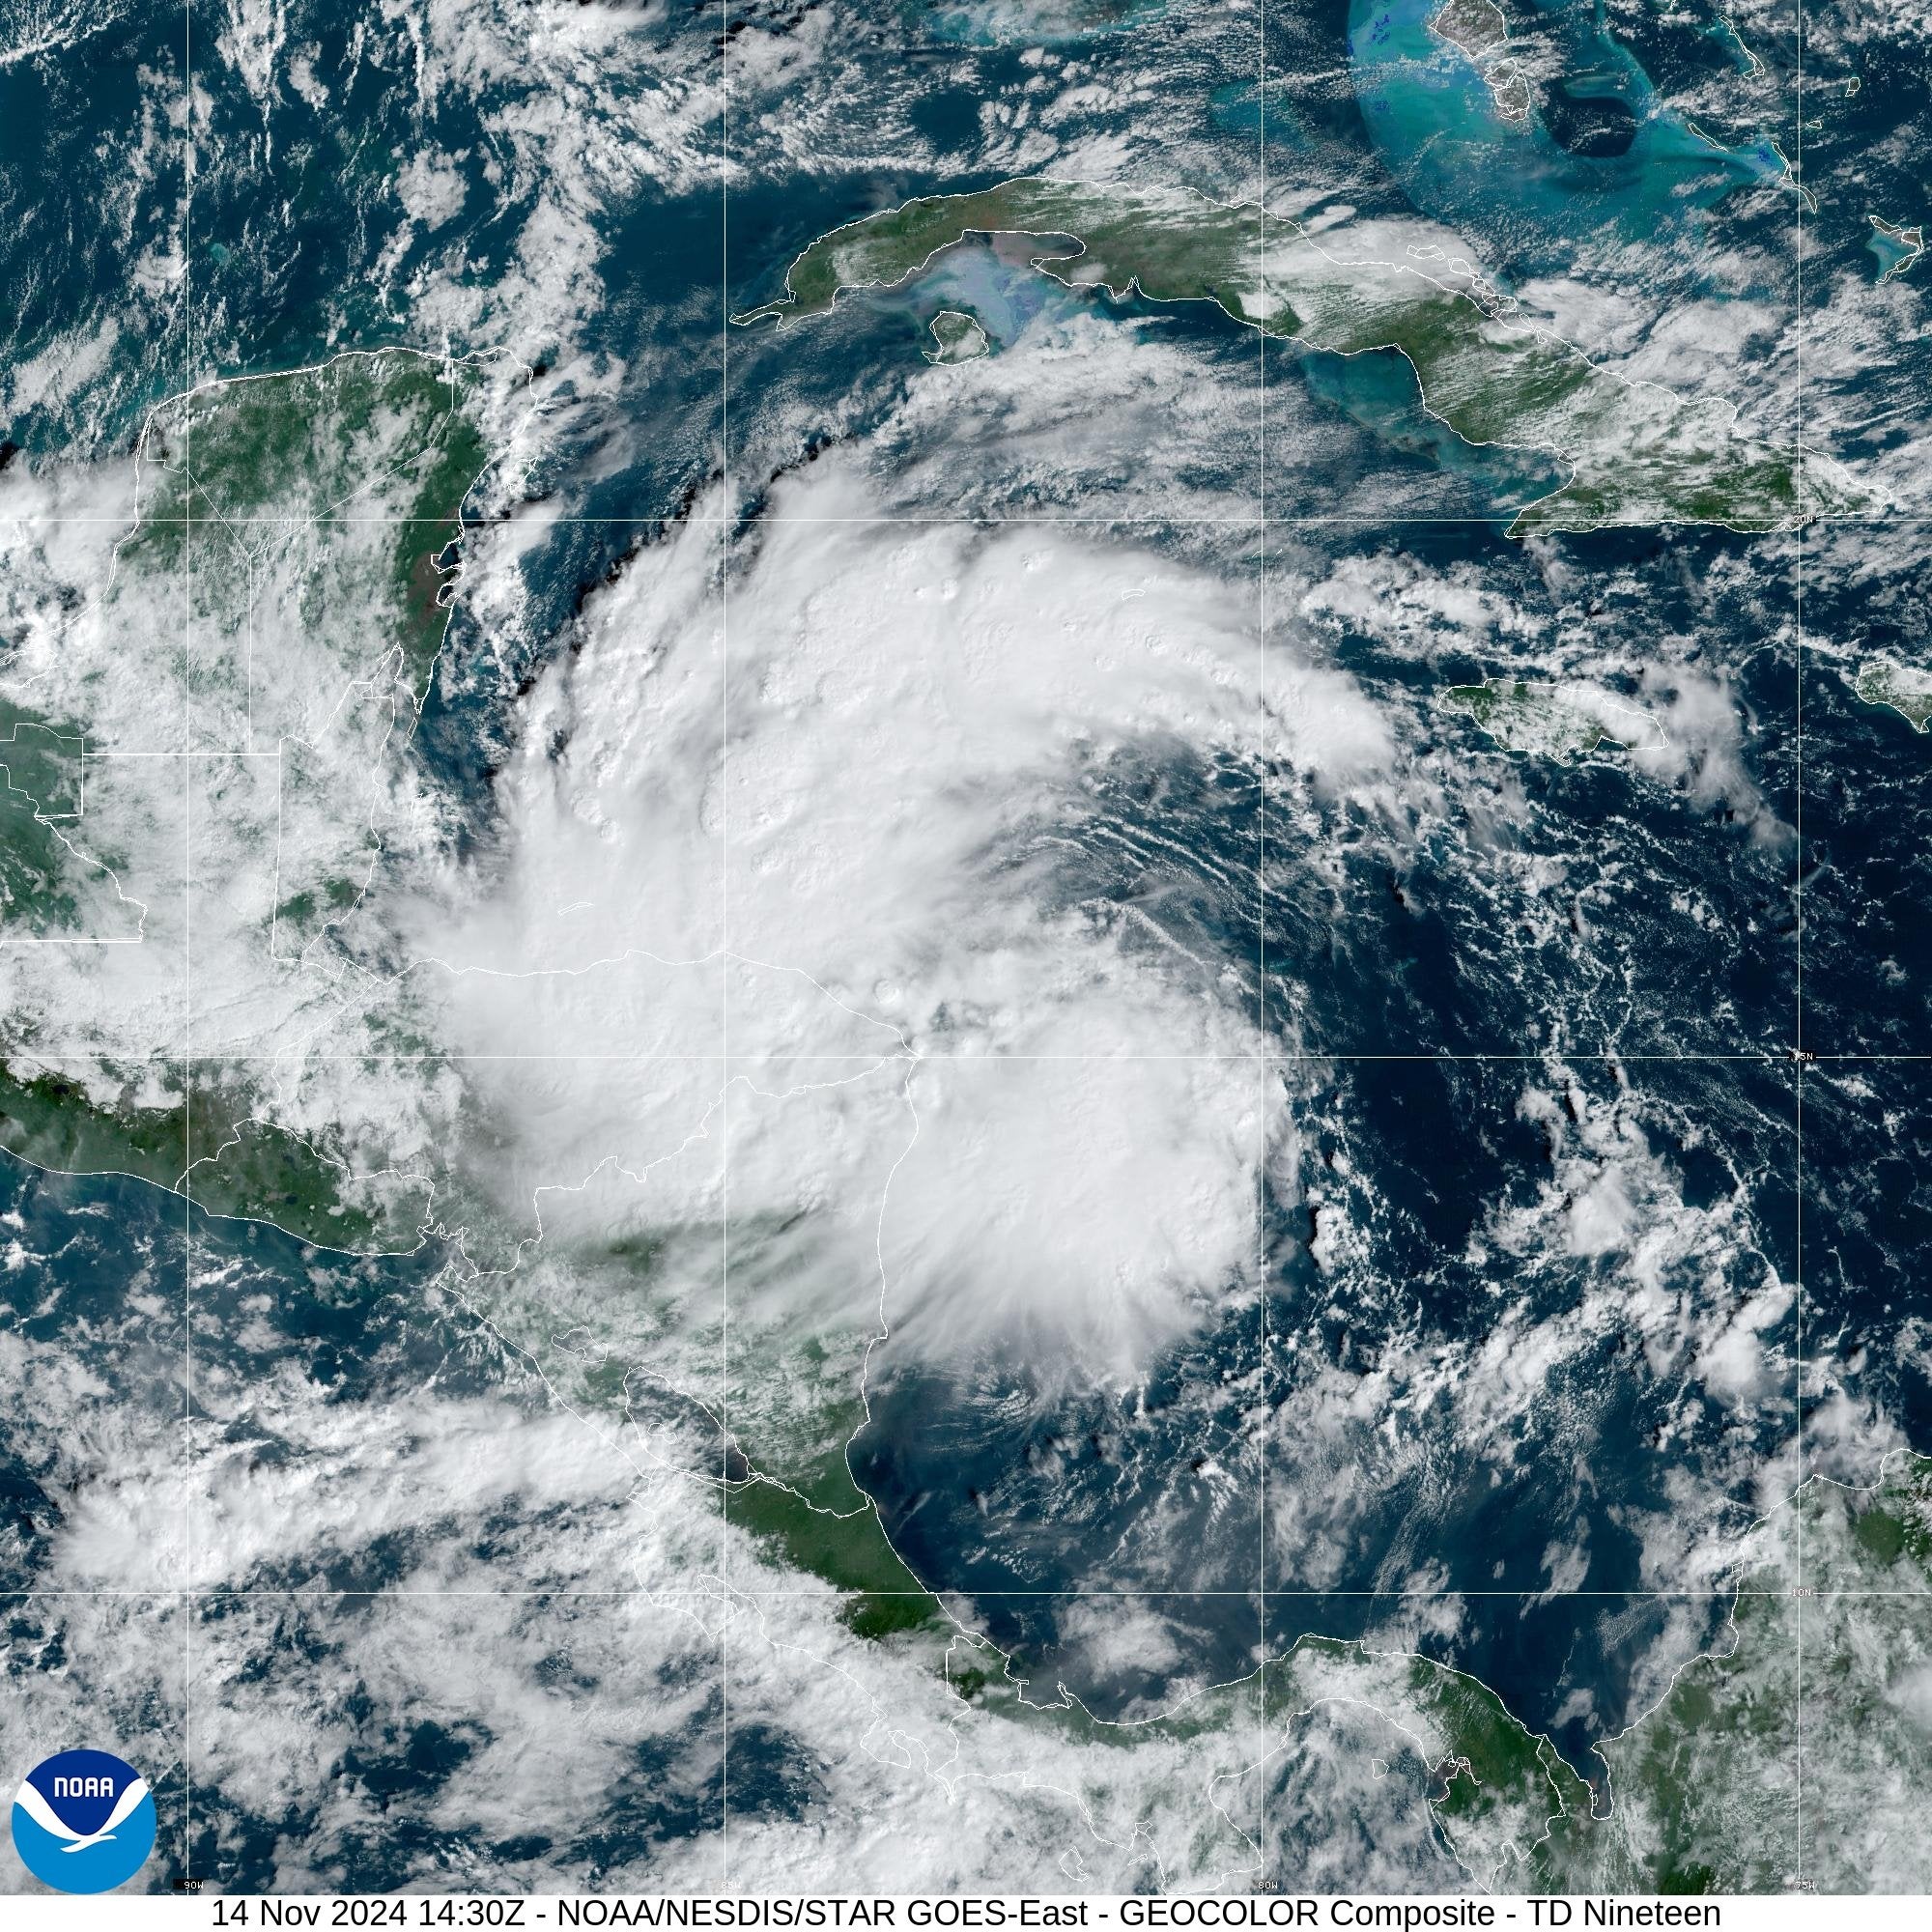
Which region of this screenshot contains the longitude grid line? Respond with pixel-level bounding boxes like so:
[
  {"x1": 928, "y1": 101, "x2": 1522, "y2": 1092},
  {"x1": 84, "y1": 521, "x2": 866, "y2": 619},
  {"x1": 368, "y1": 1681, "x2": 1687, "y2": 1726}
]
[
  {"x1": 5, "y1": 1587, "x2": 1909, "y2": 1600},
  {"x1": 1788, "y1": 0, "x2": 1809, "y2": 1889},
  {"x1": 0, "y1": 1052, "x2": 1898, "y2": 1064},
  {"x1": 1256, "y1": 0, "x2": 1270, "y2": 1883},
  {"x1": 181, "y1": 0, "x2": 195, "y2": 1886},
  {"x1": 18, "y1": 1589, "x2": 1905, "y2": 1602},
  {"x1": 721, "y1": 4, "x2": 732, "y2": 1889}
]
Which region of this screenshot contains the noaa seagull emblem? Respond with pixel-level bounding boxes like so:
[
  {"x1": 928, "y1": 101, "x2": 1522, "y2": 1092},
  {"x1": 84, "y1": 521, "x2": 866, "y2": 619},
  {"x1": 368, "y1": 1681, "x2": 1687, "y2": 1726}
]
[{"x1": 10, "y1": 1749, "x2": 156, "y2": 1893}]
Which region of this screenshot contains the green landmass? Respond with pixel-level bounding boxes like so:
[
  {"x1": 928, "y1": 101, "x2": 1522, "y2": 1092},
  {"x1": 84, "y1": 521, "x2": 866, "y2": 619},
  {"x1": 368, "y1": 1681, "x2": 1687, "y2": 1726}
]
[
  {"x1": 721, "y1": 1431, "x2": 1932, "y2": 1891},
  {"x1": 1855, "y1": 657, "x2": 1932, "y2": 730},
  {"x1": 725, "y1": 1464, "x2": 948, "y2": 1640},
  {"x1": 1439, "y1": 678, "x2": 1652, "y2": 758},
  {"x1": 0, "y1": 1059, "x2": 427, "y2": 1250},
  {"x1": 486, "y1": 1212, "x2": 1932, "y2": 1890},
  {"x1": 0, "y1": 700, "x2": 84, "y2": 819},
  {"x1": 189, "y1": 1116, "x2": 420, "y2": 1250},
  {"x1": 1255, "y1": 1634, "x2": 1587, "y2": 1886},
  {"x1": 0, "y1": 349, "x2": 486, "y2": 1246},
  {"x1": 737, "y1": 178, "x2": 1861, "y2": 534},
  {"x1": 725, "y1": 1327, "x2": 881, "y2": 1510},
  {"x1": 926, "y1": 308, "x2": 991, "y2": 363},
  {"x1": 128, "y1": 350, "x2": 484, "y2": 684},
  {"x1": 0, "y1": 703, "x2": 91, "y2": 928},
  {"x1": 1586, "y1": 1454, "x2": 1932, "y2": 1893},
  {"x1": 0, "y1": 1061, "x2": 188, "y2": 1184},
  {"x1": 0, "y1": 698, "x2": 135, "y2": 936},
  {"x1": 272, "y1": 871, "x2": 379, "y2": 950},
  {"x1": 680, "y1": 1325, "x2": 951, "y2": 1639}
]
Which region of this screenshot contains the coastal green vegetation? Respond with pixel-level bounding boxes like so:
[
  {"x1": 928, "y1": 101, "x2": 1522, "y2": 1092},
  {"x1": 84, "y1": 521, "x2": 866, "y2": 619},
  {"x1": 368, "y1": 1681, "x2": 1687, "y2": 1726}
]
[
  {"x1": 0, "y1": 351, "x2": 486, "y2": 1248},
  {"x1": 0, "y1": 1060, "x2": 188, "y2": 1184},
  {"x1": 725, "y1": 1464, "x2": 948, "y2": 1640},
  {"x1": 0, "y1": 1058, "x2": 426, "y2": 1249},
  {"x1": 1855, "y1": 657, "x2": 1932, "y2": 730},
  {"x1": 188, "y1": 1114, "x2": 419, "y2": 1250},
  {"x1": 1442, "y1": 677, "x2": 1608, "y2": 747},
  {"x1": 926, "y1": 308, "x2": 990, "y2": 363},
  {"x1": 1267, "y1": 1636, "x2": 1593, "y2": 1886},
  {"x1": 713, "y1": 1331, "x2": 952, "y2": 1640},
  {"x1": 1439, "y1": 678, "x2": 1647, "y2": 757},
  {"x1": 717, "y1": 1440, "x2": 1932, "y2": 1890},
  {"x1": 0, "y1": 700, "x2": 101, "y2": 929},
  {"x1": 1582, "y1": 1456, "x2": 1932, "y2": 1891},
  {"x1": 737, "y1": 178, "x2": 1859, "y2": 534},
  {"x1": 128, "y1": 349, "x2": 484, "y2": 685}
]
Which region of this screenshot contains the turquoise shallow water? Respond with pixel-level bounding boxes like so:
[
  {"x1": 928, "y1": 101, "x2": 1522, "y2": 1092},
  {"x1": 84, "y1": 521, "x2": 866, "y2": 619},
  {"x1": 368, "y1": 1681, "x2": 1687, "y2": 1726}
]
[{"x1": 1348, "y1": 0, "x2": 1789, "y2": 279}]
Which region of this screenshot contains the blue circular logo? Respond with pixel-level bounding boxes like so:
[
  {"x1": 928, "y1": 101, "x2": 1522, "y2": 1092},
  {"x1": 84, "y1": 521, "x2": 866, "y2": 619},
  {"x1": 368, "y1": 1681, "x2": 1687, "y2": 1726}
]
[{"x1": 10, "y1": 1749, "x2": 156, "y2": 1894}]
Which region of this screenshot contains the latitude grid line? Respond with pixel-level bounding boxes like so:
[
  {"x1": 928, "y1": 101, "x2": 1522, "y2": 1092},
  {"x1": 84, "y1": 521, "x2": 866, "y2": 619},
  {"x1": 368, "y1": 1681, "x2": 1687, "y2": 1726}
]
[
  {"x1": 18, "y1": 518, "x2": 1932, "y2": 526},
  {"x1": 0, "y1": 1052, "x2": 1904, "y2": 1062}
]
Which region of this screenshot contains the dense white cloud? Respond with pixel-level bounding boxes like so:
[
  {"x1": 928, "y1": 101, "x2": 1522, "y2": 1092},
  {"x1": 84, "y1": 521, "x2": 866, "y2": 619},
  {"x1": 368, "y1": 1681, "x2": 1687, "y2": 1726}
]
[{"x1": 419, "y1": 461, "x2": 1281, "y2": 1374}]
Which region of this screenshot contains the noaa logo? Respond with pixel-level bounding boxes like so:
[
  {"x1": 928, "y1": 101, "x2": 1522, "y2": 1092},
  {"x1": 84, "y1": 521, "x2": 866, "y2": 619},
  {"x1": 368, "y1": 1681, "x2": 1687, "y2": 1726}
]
[{"x1": 10, "y1": 1749, "x2": 156, "y2": 1893}]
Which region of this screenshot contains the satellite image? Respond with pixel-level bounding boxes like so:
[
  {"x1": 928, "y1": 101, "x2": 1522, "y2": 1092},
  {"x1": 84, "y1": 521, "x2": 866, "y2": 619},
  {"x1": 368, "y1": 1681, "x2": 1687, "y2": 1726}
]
[{"x1": 2, "y1": 0, "x2": 1931, "y2": 1898}]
